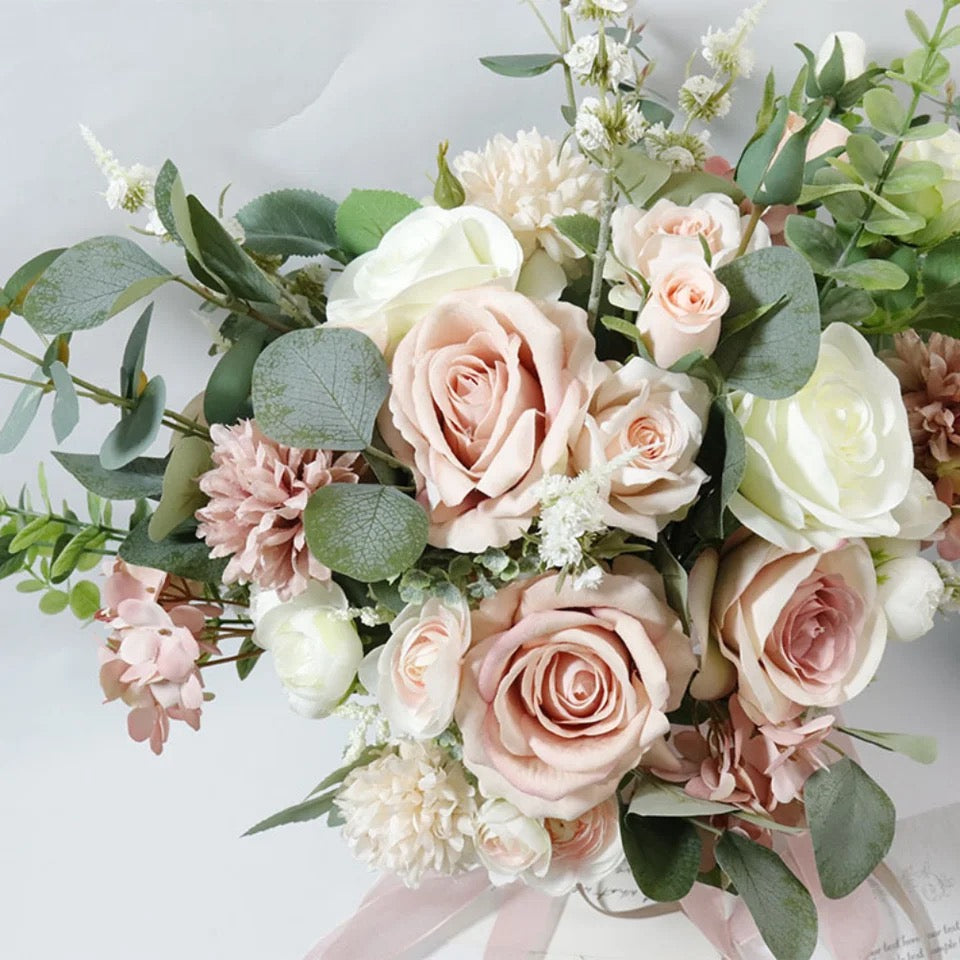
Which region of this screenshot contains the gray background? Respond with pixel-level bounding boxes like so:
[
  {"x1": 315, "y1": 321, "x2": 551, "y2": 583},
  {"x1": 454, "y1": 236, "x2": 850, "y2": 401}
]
[{"x1": 0, "y1": 2, "x2": 957, "y2": 958}]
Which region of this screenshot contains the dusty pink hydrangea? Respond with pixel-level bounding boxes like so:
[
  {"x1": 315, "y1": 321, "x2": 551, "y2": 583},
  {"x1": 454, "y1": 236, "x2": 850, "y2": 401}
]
[
  {"x1": 888, "y1": 331, "x2": 960, "y2": 554},
  {"x1": 195, "y1": 420, "x2": 361, "y2": 599}
]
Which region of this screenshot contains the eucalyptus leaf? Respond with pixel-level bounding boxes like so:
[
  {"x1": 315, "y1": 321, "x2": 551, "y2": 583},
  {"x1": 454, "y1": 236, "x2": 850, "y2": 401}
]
[
  {"x1": 479, "y1": 53, "x2": 560, "y2": 78},
  {"x1": 119, "y1": 518, "x2": 227, "y2": 582},
  {"x1": 863, "y1": 88, "x2": 907, "y2": 136},
  {"x1": 148, "y1": 437, "x2": 213, "y2": 542},
  {"x1": 304, "y1": 484, "x2": 428, "y2": 583},
  {"x1": 613, "y1": 148, "x2": 672, "y2": 206},
  {"x1": 784, "y1": 215, "x2": 845, "y2": 272},
  {"x1": 2, "y1": 248, "x2": 65, "y2": 314},
  {"x1": 23, "y1": 236, "x2": 171, "y2": 335},
  {"x1": 553, "y1": 214, "x2": 600, "y2": 257},
  {"x1": 100, "y1": 377, "x2": 167, "y2": 471},
  {"x1": 0, "y1": 367, "x2": 46, "y2": 455},
  {"x1": 716, "y1": 832, "x2": 819, "y2": 960},
  {"x1": 252, "y1": 327, "x2": 388, "y2": 450},
  {"x1": 805, "y1": 758, "x2": 896, "y2": 899},
  {"x1": 845, "y1": 133, "x2": 886, "y2": 182},
  {"x1": 154, "y1": 160, "x2": 202, "y2": 259},
  {"x1": 825, "y1": 260, "x2": 910, "y2": 291},
  {"x1": 237, "y1": 189, "x2": 339, "y2": 258},
  {"x1": 627, "y1": 776, "x2": 735, "y2": 818},
  {"x1": 52, "y1": 451, "x2": 168, "y2": 500},
  {"x1": 120, "y1": 303, "x2": 153, "y2": 401},
  {"x1": 335, "y1": 189, "x2": 421, "y2": 257},
  {"x1": 620, "y1": 810, "x2": 701, "y2": 902},
  {"x1": 48, "y1": 361, "x2": 79, "y2": 443},
  {"x1": 204, "y1": 327, "x2": 267, "y2": 426},
  {"x1": 838, "y1": 726, "x2": 937, "y2": 765}
]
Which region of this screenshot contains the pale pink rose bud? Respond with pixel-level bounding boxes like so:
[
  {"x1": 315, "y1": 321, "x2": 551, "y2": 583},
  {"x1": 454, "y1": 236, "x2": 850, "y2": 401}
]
[
  {"x1": 778, "y1": 111, "x2": 851, "y2": 162},
  {"x1": 475, "y1": 799, "x2": 552, "y2": 886}
]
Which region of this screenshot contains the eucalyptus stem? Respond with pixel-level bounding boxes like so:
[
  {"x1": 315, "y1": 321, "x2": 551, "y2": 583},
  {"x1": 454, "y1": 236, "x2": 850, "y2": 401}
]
[
  {"x1": 587, "y1": 167, "x2": 618, "y2": 330},
  {"x1": 173, "y1": 276, "x2": 292, "y2": 334},
  {"x1": 523, "y1": 0, "x2": 563, "y2": 51},
  {"x1": 363, "y1": 445, "x2": 409, "y2": 472}
]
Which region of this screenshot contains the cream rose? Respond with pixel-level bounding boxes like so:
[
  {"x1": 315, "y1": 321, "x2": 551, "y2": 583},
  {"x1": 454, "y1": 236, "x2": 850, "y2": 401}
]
[
  {"x1": 890, "y1": 470, "x2": 951, "y2": 542},
  {"x1": 571, "y1": 356, "x2": 710, "y2": 539},
  {"x1": 455, "y1": 567, "x2": 696, "y2": 820},
  {"x1": 359, "y1": 596, "x2": 470, "y2": 739},
  {"x1": 252, "y1": 581, "x2": 363, "y2": 718},
  {"x1": 325, "y1": 205, "x2": 523, "y2": 357},
  {"x1": 605, "y1": 194, "x2": 771, "y2": 310},
  {"x1": 383, "y1": 287, "x2": 604, "y2": 552},
  {"x1": 690, "y1": 537, "x2": 887, "y2": 724},
  {"x1": 730, "y1": 322, "x2": 914, "y2": 552},
  {"x1": 637, "y1": 259, "x2": 730, "y2": 368},
  {"x1": 475, "y1": 799, "x2": 552, "y2": 886}
]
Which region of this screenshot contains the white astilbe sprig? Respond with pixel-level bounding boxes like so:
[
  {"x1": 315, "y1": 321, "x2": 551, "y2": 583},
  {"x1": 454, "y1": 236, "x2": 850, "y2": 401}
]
[
  {"x1": 80, "y1": 124, "x2": 157, "y2": 215},
  {"x1": 700, "y1": 0, "x2": 767, "y2": 79},
  {"x1": 935, "y1": 560, "x2": 960, "y2": 614},
  {"x1": 333, "y1": 701, "x2": 390, "y2": 764}
]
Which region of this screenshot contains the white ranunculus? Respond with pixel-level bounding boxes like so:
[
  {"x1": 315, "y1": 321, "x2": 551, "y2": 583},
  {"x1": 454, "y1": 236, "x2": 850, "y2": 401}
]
[
  {"x1": 877, "y1": 555, "x2": 944, "y2": 642},
  {"x1": 325, "y1": 205, "x2": 523, "y2": 358},
  {"x1": 358, "y1": 596, "x2": 470, "y2": 740},
  {"x1": 475, "y1": 799, "x2": 552, "y2": 886},
  {"x1": 730, "y1": 323, "x2": 914, "y2": 552},
  {"x1": 252, "y1": 581, "x2": 363, "y2": 718},
  {"x1": 815, "y1": 31, "x2": 867, "y2": 82},
  {"x1": 891, "y1": 470, "x2": 951, "y2": 542}
]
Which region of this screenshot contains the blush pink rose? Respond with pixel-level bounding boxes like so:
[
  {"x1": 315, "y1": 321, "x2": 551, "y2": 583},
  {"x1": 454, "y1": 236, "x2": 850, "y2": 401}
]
[
  {"x1": 383, "y1": 287, "x2": 604, "y2": 551},
  {"x1": 637, "y1": 259, "x2": 730, "y2": 368},
  {"x1": 779, "y1": 111, "x2": 851, "y2": 161},
  {"x1": 456, "y1": 566, "x2": 696, "y2": 820},
  {"x1": 690, "y1": 537, "x2": 887, "y2": 724}
]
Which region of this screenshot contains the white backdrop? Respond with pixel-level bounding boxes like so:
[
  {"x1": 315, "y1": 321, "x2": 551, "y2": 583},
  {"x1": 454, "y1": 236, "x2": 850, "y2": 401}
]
[{"x1": 1, "y1": 2, "x2": 958, "y2": 958}]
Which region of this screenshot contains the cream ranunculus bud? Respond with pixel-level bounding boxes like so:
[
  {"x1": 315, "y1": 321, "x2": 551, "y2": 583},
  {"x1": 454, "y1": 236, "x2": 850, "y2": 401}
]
[
  {"x1": 325, "y1": 205, "x2": 523, "y2": 358},
  {"x1": 877, "y1": 555, "x2": 944, "y2": 642},
  {"x1": 475, "y1": 799, "x2": 552, "y2": 886},
  {"x1": 815, "y1": 31, "x2": 867, "y2": 84},
  {"x1": 252, "y1": 581, "x2": 363, "y2": 718}
]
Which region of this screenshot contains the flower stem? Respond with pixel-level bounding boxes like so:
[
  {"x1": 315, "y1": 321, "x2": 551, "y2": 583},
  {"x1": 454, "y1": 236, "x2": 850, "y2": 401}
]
[
  {"x1": 363, "y1": 445, "x2": 409, "y2": 472},
  {"x1": 173, "y1": 276, "x2": 293, "y2": 334},
  {"x1": 587, "y1": 167, "x2": 618, "y2": 331},
  {"x1": 522, "y1": 0, "x2": 563, "y2": 51},
  {"x1": 200, "y1": 647, "x2": 261, "y2": 669},
  {"x1": 736, "y1": 205, "x2": 766, "y2": 258},
  {"x1": 0, "y1": 502, "x2": 128, "y2": 542}
]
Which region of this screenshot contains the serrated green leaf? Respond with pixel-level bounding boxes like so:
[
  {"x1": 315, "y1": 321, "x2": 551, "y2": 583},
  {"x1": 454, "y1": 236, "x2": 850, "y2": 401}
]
[
  {"x1": 69, "y1": 580, "x2": 101, "y2": 620},
  {"x1": 252, "y1": 327, "x2": 388, "y2": 450},
  {"x1": 335, "y1": 189, "x2": 421, "y2": 257},
  {"x1": 148, "y1": 437, "x2": 212, "y2": 542},
  {"x1": 243, "y1": 790, "x2": 338, "y2": 837},
  {"x1": 620, "y1": 810, "x2": 701, "y2": 902},
  {"x1": 52, "y1": 451, "x2": 168, "y2": 500},
  {"x1": 22, "y1": 236, "x2": 171, "y2": 335},
  {"x1": 553, "y1": 214, "x2": 600, "y2": 256},
  {"x1": 838, "y1": 726, "x2": 937, "y2": 765},
  {"x1": 805, "y1": 758, "x2": 896, "y2": 899},
  {"x1": 304, "y1": 485, "x2": 428, "y2": 583},
  {"x1": 100, "y1": 376, "x2": 167, "y2": 471},
  {"x1": 119, "y1": 518, "x2": 227, "y2": 582},
  {"x1": 716, "y1": 832, "x2": 818, "y2": 960},
  {"x1": 0, "y1": 366, "x2": 46, "y2": 455},
  {"x1": 479, "y1": 53, "x2": 560, "y2": 78},
  {"x1": 236, "y1": 189, "x2": 338, "y2": 258}
]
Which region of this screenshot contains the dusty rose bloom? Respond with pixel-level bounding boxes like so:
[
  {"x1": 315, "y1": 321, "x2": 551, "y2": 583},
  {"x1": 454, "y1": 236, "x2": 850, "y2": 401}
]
[
  {"x1": 888, "y1": 331, "x2": 960, "y2": 555},
  {"x1": 196, "y1": 420, "x2": 361, "y2": 600}
]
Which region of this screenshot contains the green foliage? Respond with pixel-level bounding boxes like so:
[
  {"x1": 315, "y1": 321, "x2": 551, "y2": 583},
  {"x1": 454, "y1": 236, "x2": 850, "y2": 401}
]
[
  {"x1": 203, "y1": 327, "x2": 268, "y2": 426},
  {"x1": 0, "y1": 366, "x2": 45, "y2": 455},
  {"x1": 335, "y1": 189, "x2": 421, "y2": 258},
  {"x1": 308, "y1": 747, "x2": 384, "y2": 797},
  {"x1": 69, "y1": 580, "x2": 101, "y2": 619},
  {"x1": 48, "y1": 361, "x2": 79, "y2": 443},
  {"x1": 52, "y1": 451, "x2": 168, "y2": 500},
  {"x1": 716, "y1": 832, "x2": 819, "y2": 960},
  {"x1": 612, "y1": 149, "x2": 672, "y2": 206},
  {"x1": 243, "y1": 791, "x2": 340, "y2": 837},
  {"x1": 1, "y1": 249, "x2": 65, "y2": 315},
  {"x1": 119, "y1": 518, "x2": 227, "y2": 583},
  {"x1": 627, "y1": 776, "x2": 735, "y2": 818},
  {"x1": 620, "y1": 806, "x2": 702, "y2": 902},
  {"x1": 304, "y1": 485, "x2": 428, "y2": 584},
  {"x1": 839, "y1": 726, "x2": 937, "y2": 765},
  {"x1": 99, "y1": 376, "x2": 167, "y2": 471},
  {"x1": 553, "y1": 214, "x2": 601, "y2": 257},
  {"x1": 252, "y1": 327, "x2": 388, "y2": 450},
  {"x1": 236, "y1": 189, "x2": 339, "y2": 258},
  {"x1": 23, "y1": 236, "x2": 171, "y2": 335},
  {"x1": 120, "y1": 304, "x2": 153, "y2": 401},
  {"x1": 804, "y1": 758, "x2": 896, "y2": 899},
  {"x1": 148, "y1": 437, "x2": 212, "y2": 542},
  {"x1": 479, "y1": 53, "x2": 561, "y2": 78},
  {"x1": 234, "y1": 636, "x2": 263, "y2": 681}
]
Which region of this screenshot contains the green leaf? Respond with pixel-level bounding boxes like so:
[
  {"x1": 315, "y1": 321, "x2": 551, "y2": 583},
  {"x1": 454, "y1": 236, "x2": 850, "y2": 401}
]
[
  {"x1": 52, "y1": 451, "x2": 168, "y2": 500},
  {"x1": 820, "y1": 286, "x2": 876, "y2": 325},
  {"x1": 2, "y1": 249, "x2": 65, "y2": 314},
  {"x1": 100, "y1": 376, "x2": 167, "y2": 471},
  {"x1": 736, "y1": 98, "x2": 790, "y2": 200},
  {"x1": 627, "y1": 776, "x2": 736, "y2": 818},
  {"x1": 243, "y1": 790, "x2": 338, "y2": 837},
  {"x1": 154, "y1": 160, "x2": 200, "y2": 257},
  {"x1": 713, "y1": 246, "x2": 821, "y2": 398},
  {"x1": 941, "y1": 23, "x2": 960, "y2": 48},
  {"x1": 69, "y1": 580, "x2": 101, "y2": 620},
  {"x1": 236, "y1": 189, "x2": 339, "y2": 258},
  {"x1": 23, "y1": 236, "x2": 171, "y2": 335},
  {"x1": 650, "y1": 170, "x2": 745, "y2": 207},
  {"x1": 235, "y1": 636, "x2": 263, "y2": 681},
  {"x1": 652, "y1": 540, "x2": 690, "y2": 632},
  {"x1": 838, "y1": 726, "x2": 937, "y2": 765},
  {"x1": 50, "y1": 527, "x2": 104, "y2": 581},
  {"x1": 613, "y1": 148, "x2": 672, "y2": 206},
  {"x1": 600, "y1": 314, "x2": 647, "y2": 351},
  {"x1": 203, "y1": 327, "x2": 266, "y2": 426},
  {"x1": 716, "y1": 832, "x2": 819, "y2": 960},
  {"x1": 805, "y1": 758, "x2": 897, "y2": 899},
  {"x1": 901, "y1": 121, "x2": 950, "y2": 141},
  {"x1": 9, "y1": 515, "x2": 57, "y2": 552},
  {"x1": 863, "y1": 88, "x2": 907, "y2": 136},
  {"x1": 817, "y1": 36, "x2": 847, "y2": 96},
  {"x1": 478, "y1": 53, "x2": 560, "y2": 78},
  {"x1": 304, "y1": 484, "x2": 428, "y2": 583},
  {"x1": 148, "y1": 437, "x2": 213, "y2": 542},
  {"x1": 784, "y1": 215, "x2": 845, "y2": 272},
  {"x1": 884, "y1": 161, "x2": 944, "y2": 195},
  {"x1": 120, "y1": 303, "x2": 153, "y2": 401},
  {"x1": 923, "y1": 238, "x2": 960, "y2": 292},
  {"x1": 48, "y1": 361, "x2": 79, "y2": 443},
  {"x1": 308, "y1": 746, "x2": 383, "y2": 797},
  {"x1": 335, "y1": 189, "x2": 421, "y2": 257},
  {"x1": 620, "y1": 811, "x2": 701, "y2": 902},
  {"x1": 553, "y1": 214, "x2": 600, "y2": 257},
  {"x1": 16, "y1": 579, "x2": 45, "y2": 594},
  {"x1": 187, "y1": 195, "x2": 280, "y2": 303},
  {"x1": 39, "y1": 589, "x2": 70, "y2": 615},
  {"x1": 845, "y1": 133, "x2": 886, "y2": 182},
  {"x1": 119, "y1": 518, "x2": 228, "y2": 582},
  {"x1": 825, "y1": 259, "x2": 910, "y2": 291},
  {"x1": 0, "y1": 366, "x2": 46, "y2": 454},
  {"x1": 905, "y1": 9, "x2": 931, "y2": 45},
  {"x1": 252, "y1": 327, "x2": 388, "y2": 450}
]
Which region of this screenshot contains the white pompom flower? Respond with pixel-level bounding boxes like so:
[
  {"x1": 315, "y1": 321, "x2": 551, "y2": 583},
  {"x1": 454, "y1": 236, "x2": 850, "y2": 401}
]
[{"x1": 335, "y1": 741, "x2": 478, "y2": 887}]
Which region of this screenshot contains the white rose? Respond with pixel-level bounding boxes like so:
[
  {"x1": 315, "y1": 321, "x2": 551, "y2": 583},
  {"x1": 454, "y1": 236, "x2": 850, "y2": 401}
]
[
  {"x1": 816, "y1": 31, "x2": 867, "y2": 83},
  {"x1": 475, "y1": 799, "x2": 552, "y2": 886},
  {"x1": 891, "y1": 470, "x2": 951, "y2": 542},
  {"x1": 901, "y1": 129, "x2": 960, "y2": 209},
  {"x1": 326, "y1": 205, "x2": 523, "y2": 357},
  {"x1": 252, "y1": 581, "x2": 363, "y2": 718},
  {"x1": 358, "y1": 596, "x2": 470, "y2": 739},
  {"x1": 877, "y1": 555, "x2": 944, "y2": 642},
  {"x1": 730, "y1": 322, "x2": 914, "y2": 552}
]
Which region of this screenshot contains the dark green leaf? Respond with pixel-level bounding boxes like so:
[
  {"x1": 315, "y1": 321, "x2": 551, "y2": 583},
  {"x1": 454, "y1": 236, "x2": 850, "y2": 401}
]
[
  {"x1": 100, "y1": 376, "x2": 167, "y2": 471},
  {"x1": 148, "y1": 437, "x2": 212, "y2": 542},
  {"x1": 235, "y1": 636, "x2": 263, "y2": 680},
  {"x1": 120, "y1": 303, "x2": 153, "y2": 401},
  {"x1": 236, "y1": 189, "x2": 339, "y2": 258},
  {"x1": 48, "y1": 361, "x2": 79, "y2": 443},
  {"x1": 52, "y1": 451, "x2": 168, "y2": 500},
  {"x1": 716, "y1": 832, "x2": 819, "y2": 960},
  {"x1": 304, "y1": 485, "x2": 428, "y2": 583},
  {"x1": 252, "y1": 327, "x2": 388, "y2": 450},
  {"x1": 922, "y1": 238, "x2": 960, "y2": 293},
  {"x1": 817, "y1": 36, "x2": 847, "y2": 95},
  {"x1": 479, "y1": 53, "x2": 560, "y2": 78},
  {"x1": 203, "y1": 327, "x2": 267, "y2": 426},
  {"x1": 23, "y1": 236, "x2": 171, "y2": 335},
  {"x1": 652, "y1": 540, "x2": 690, "y2": 632},
  {"x1": 50, "y1": 527, "x2": 104, "y2": 581},
  {"x1": 805, "y1": 758, "x2": 896, "y2": 899},
  {"x1": 335, "y1": 189, "x2": 421, "y2": 257},
  {"x1": 838, "y1": 726, "x2": 937, "y2": 765},
  {"x1": 620, "y1": 811, "x2": 701, "y2": 902},
  {"x1": 119, "y1": 518, "x2": 228, "y2": 583},
  {"x1": 154, "y1": 160, "x2": 200, "y2": 257},
  {"x1": 736, "y1": 98, "x2": 791, "y2": 200},
  {"x1": 243, "y1": 790, "x2": 338, "y2": 837},
  {"x1": 820, "y1": 287, "x2": 876, "y2": 325},
  {"x1": 553, "y1": 214, "x2": 600, "y2": 256}
]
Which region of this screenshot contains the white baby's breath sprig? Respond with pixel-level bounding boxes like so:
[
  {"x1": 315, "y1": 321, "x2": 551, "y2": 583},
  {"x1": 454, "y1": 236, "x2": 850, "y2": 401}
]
[
  {"x1": 700, "y1": 0, "x2": 767, "y2": 80},
  {"x1": 644, "y1": 123, "x2": 711, "y2": 171},
  {"x1": 565, "y1": 33, "x2": 635, "y2": 89},
  {"x1": 568, "y1": 0, "x2": 637, "y2": 21},
  {"x1": 678, "y1": 75, "x2": 733, "y2": 122},
  {"x1": 80, "y1": 124, "x2": 157, "y2": 215},
  {"x1": 575, "y1": 96, "x2": 647, "y2": 153},
  {"x1": 333, "y1": 700, "x2": 391, "y2": 764}
]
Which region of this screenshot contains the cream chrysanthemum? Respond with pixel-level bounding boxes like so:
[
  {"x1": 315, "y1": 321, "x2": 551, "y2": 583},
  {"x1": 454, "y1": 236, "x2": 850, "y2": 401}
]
[
  {"x1": 335, "y1": 741, "x2": 478, "y2": 887},
  {"x1": 454, "y1": 130, "x2": 603, "y2": 271}
]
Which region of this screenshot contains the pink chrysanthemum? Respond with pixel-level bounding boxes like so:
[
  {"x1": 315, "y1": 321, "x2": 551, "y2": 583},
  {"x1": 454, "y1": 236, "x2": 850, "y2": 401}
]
[{"x1": 195, "y1": 420, "x2": 361, "y2": 600}]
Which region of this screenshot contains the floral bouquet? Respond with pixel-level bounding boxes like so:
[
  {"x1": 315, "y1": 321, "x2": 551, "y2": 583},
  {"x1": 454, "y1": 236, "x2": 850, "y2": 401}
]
[{"x1": 3, "y1": 0, "x2": 960, "y2": 958}]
